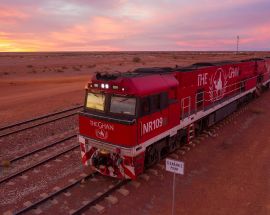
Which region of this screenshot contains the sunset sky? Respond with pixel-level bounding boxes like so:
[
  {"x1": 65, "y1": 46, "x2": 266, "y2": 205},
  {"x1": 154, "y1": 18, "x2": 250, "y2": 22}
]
[{"x1": 0, "y1": 0, "x2": 269, "y2": 52}]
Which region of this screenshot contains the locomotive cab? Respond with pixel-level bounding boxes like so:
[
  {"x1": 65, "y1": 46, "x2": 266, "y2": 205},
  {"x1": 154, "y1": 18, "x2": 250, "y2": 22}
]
[{"x1": 79, "y1": 71, "x2": 179, "y2": 179}]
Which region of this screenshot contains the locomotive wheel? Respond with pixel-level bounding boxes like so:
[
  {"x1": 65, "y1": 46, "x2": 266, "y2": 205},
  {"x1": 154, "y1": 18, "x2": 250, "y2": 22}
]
[
  {"x1": 145, "y1": 146, "x2": 159, "y2": 167},
  {"x1": 169, "y1": 136, "x2": 179, "y2": 152}
]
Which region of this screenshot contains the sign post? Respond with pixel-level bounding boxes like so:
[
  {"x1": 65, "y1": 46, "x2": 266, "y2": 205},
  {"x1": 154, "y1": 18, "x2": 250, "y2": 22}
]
[{"x1": 166, "y1": 158, "x2": 184, "y2": 215}]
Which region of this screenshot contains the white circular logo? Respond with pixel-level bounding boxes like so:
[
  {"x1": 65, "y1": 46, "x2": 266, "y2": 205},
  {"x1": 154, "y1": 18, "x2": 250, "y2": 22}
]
[{"x1": 95, "y1": 128, "x2": 108, "y2": 140}]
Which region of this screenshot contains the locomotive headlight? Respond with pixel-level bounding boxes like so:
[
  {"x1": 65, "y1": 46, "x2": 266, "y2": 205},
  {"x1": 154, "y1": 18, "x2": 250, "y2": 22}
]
[
  {"x1": 100, "y1": 149, "x2": 109, "y2": 155},
  {"x1": 105, "y1": 84, "x2": 109, "y2": 89},
  {"x1": 101, "y1": 83, "x2": 105, "y2": 89},
  {"x1": 93, "y1": 83, "x2": 99, "y2": 88},
  {"x1": 112, "y1": 85, "x2": 119, "y2": 90}
]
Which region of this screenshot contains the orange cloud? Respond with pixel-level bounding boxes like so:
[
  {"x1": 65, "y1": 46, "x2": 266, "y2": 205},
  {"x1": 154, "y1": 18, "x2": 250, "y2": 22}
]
[{"x1": 0, "y1": 32, "x2": 52, "y2": 52}]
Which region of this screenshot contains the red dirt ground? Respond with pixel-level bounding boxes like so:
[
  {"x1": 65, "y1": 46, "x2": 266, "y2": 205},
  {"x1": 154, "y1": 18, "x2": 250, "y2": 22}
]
[
  {"x1": 105, "y1": 91, "x2": 270, "y2": 215},
  {"x1": 0, "y1": 52, "x2": 269, "y2": 214}
]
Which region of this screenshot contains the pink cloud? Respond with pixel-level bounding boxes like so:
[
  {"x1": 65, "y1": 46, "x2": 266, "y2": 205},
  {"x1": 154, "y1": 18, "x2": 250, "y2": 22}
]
[
  {"x1": 0, "y1": 0, "x2": 269, "y2": 51},
  {"x1": 0, "y1": 7, "x2": 29, "y2": 24},
  {"x1": 47, "y1": 15, "x2": 144, "y2": 50}
]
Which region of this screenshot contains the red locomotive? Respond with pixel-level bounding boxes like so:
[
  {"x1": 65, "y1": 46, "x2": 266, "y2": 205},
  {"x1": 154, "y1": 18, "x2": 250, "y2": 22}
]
[{"x1": 79, "y1": 57, "x2": 270, "y2": 179}]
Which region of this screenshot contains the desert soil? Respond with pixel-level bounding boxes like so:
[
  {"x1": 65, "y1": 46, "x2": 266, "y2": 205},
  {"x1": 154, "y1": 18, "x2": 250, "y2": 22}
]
[
  {"x1": 105, "y1": 90, "x2": 270, "y2": 215},
  {"x1": 0, "y1": 51, "x2": 269, "y2": 126},
  {"x1": 0, "y1": 51, "x2": 269, "y2": 214}
]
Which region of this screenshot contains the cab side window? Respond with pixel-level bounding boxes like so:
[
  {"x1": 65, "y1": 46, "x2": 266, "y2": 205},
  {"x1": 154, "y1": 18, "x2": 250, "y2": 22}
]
[
  {"x1": 150, "y1": 94, "x2": 160, "y2": 112},
  {"x1": 140, "y1": 92, "x2": 168, "y2": 116},
  {"x1": 160, "y1": 92, "x2": 168, "y2": 109},
  {"x1": 141, "y1": 97, "x2": 150, "y2": 116}
]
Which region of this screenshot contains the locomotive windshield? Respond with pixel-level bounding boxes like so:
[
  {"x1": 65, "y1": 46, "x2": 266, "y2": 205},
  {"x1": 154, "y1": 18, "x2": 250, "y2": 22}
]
[
  {"x1": 110, "y1": 96, "x2": 136, "y2": 115},
  {"x1": 86, "y1": 92, "x2": 105, "y2": 111}
]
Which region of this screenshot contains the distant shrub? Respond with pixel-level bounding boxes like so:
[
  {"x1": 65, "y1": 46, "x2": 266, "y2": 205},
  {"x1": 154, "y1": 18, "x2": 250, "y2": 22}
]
[
  {"x1": 133, "y1": 57, "x2": 141, "y2": 63},
  {"x1": 88, "y1": 64, "x2": 96, "y2": 68},
  {"x1": 27, "y1": 65, "x2": 33, "y2": 68},
  {"x1": 250, "y1": 107, "x2": 264, "y2": 114},
  {"x1": 73, "y1": 66, "x2": 81, "y2": 71},
  {"x1": 1, "y1": 160, "x2": 10, "y2": 167},
  {"x1": 62, "y1": 66, "x2": 68, "y2": 70},
  {"x1": 57, "y1": 69, "x2": 64, "y2": 73},
  {"x1": 3, "y1": 72, "x2": 9, "y2": 75}
]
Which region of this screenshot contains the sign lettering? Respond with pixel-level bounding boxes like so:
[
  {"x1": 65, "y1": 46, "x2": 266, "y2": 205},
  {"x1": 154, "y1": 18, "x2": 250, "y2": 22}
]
[
  {"x1": 228, "y1": 67, "x2": 240, "y2": 78},
  {"x1": 197, "y1": 66, "x2": 240, "y2": 87},
  {"x1": 166, "y1": 158, "x2": 184, "y2": 175},
  {"x1": 90, "y1": 120, "x2": 114, "y2": 131},
  {"x1": 198, "y1": 73, "x2": 208, "y2": 87},
  {"x1": 142, "y1": 117, "x2": 163, "y2": 135}
]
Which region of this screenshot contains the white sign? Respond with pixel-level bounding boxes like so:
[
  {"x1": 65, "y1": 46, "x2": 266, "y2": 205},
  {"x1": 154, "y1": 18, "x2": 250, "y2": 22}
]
[{"x1": 166, "y1": 158, "x2": 184, "y2": 175}]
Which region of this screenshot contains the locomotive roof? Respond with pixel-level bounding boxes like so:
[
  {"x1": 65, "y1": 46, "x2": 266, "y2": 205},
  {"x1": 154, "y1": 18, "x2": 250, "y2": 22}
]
[
  {"x1": 133, "y1": 67, "x2": 173, "y2": 74},
  {"x1": 95, "y1": 67, "x2": 173, "y2": 80},
  {"x1": 241, "y1": 58, "x2": 264, "y2": 62},
  {"x1": 175, "y1": 60, "x2": 237, "y2": 72},
  {"x1": 94, "y1": 57, "x2": 268, "y2": 81},
  {"x1": 94, "y1": 69, "x2": 178, "y2": 96}
]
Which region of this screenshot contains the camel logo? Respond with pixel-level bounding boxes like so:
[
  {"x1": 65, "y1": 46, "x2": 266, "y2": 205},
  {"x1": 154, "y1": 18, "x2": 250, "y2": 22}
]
[
  {"x1": 95, "y1": 128, "x2": 108, "y2": 140},
  {"x1": 209, "y1": 68, "x2": 228, "y2": 102}
]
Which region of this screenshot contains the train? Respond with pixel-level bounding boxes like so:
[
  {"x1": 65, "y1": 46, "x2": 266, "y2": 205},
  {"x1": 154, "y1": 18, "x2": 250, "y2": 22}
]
[{"x1": 78, "y1": 56, "x2": 270, "y2": 179}]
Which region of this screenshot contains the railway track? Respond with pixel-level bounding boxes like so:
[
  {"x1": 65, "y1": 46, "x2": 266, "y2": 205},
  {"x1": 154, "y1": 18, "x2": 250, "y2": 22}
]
[
  {"x1": 0, "y1": 105, "x2": 83, "y2": 138},
  {"x1": 8, "y1": 134, "x2": 76, "y2": 164},
  {"x1": 13, "y1": 172, "x2": 128, "y2": 215},
  {"x1": 0, "y1": 135, "x2": 78, "y2": 184},
  {"x1": 1, "y1": 106, "x2": 248, "y2": 214},
  {"x1": 1, "y1": 104, "x2": 249, "y2": 214},
  {"x1": 70, "y1": 179, "x2": 129, "y2": 215},
  {"x1": 14, "y1": 172, "x2": 99, "y2": 215}
]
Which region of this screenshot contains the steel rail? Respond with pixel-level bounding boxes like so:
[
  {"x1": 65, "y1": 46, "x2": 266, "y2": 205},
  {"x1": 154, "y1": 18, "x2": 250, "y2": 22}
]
[
  {"x1": 71, "y1": 180, "x2": 129, "y2": 215},
  {"x1": 9, "y1": 134, "x2": 76, "y2": 163},
  {"x1": 0, "y1": 105, "x2": 83, "y2": 138},
  {"x1": 0, "y1": 112, "x2": 79, "y2": 138},
  {"x1": 0, "y1": 105, "x2": 82, "y2": 131},
  {"x1": 14, "y1": 172, "x2": 98, "y2": 215},
  {"x1": 0, "y1": 139, "x2": 78, "y2": 184}
]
